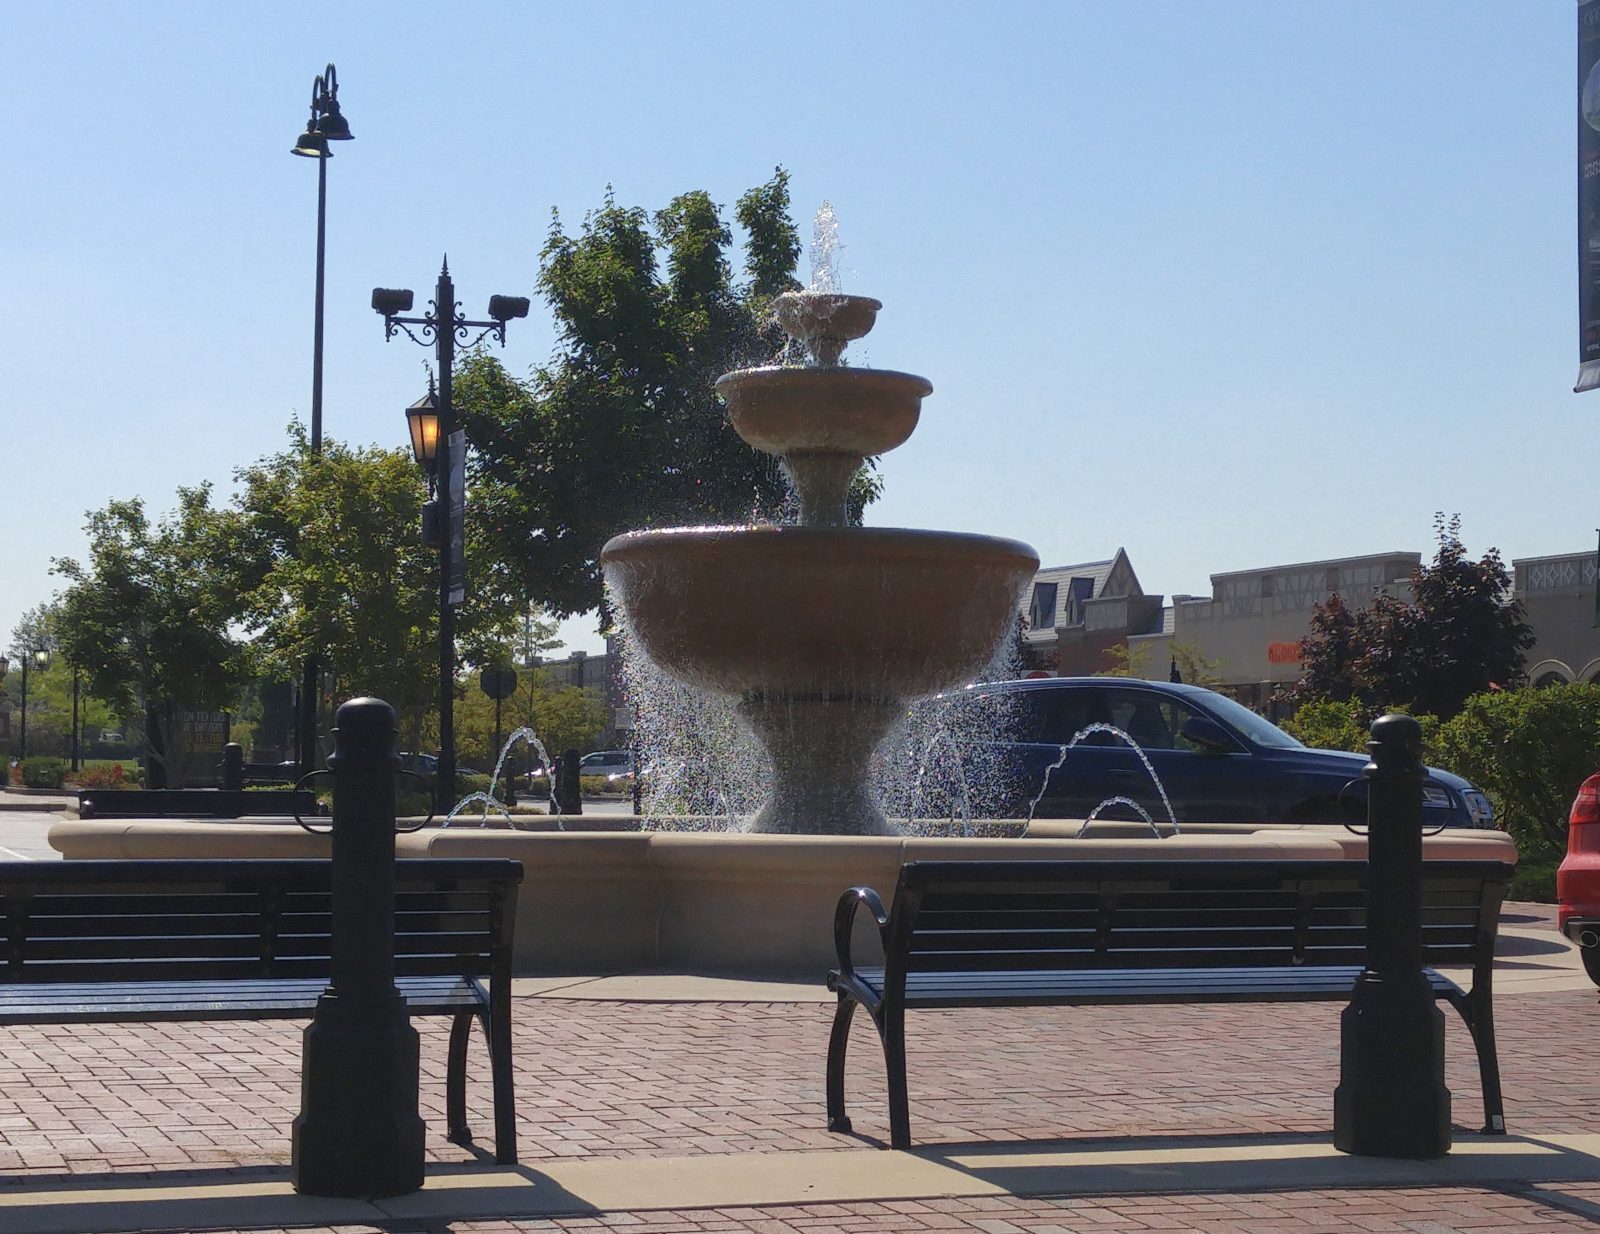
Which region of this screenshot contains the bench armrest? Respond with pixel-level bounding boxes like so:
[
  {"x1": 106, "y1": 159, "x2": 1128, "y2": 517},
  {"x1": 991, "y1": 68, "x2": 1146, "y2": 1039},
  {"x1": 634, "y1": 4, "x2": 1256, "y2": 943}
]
[{"x1": 834, "y1": 886, "x2": 889, "y2": 976}]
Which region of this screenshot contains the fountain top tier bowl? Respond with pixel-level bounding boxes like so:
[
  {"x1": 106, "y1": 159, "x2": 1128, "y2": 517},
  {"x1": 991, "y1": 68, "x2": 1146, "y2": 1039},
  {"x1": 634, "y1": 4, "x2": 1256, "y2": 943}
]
[{"x1": 771, "y1": 291, "x2": 881, "y2": 367}]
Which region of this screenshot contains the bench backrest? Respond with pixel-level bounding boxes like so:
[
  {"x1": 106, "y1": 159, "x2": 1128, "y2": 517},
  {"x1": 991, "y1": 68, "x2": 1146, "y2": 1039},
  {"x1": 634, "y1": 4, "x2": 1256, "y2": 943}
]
[
  {"x1": 884, "y1": 859, "x2": 1510, "y2": 984},
  {"x1": 0, "y1": 859, "x2": 522, "y2": 985}
]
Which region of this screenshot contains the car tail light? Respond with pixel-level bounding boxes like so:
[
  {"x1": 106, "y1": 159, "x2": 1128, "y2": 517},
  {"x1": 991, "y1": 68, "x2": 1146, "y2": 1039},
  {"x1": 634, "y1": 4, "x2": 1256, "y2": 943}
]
[{"x1": 1570, "y1": 775, "x2": 1600, "y2": 854}]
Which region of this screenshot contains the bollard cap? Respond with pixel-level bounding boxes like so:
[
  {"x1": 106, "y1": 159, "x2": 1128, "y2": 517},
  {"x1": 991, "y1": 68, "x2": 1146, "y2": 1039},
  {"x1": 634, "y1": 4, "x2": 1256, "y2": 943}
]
[
  {"x1": 330, "y1": 697, "x2": 399, "y2": 768},
  {"x1": 1367, "y1": 713, "x2": 1423, "y2": 771}
]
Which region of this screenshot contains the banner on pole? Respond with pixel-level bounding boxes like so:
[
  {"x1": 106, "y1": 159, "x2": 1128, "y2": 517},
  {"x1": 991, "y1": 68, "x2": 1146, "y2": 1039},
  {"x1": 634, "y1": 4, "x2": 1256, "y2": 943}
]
[
  {"x1": 1577, "y1": 0, "x2": 1600, "y2": 391},
  {"x1": 445, "y1": 430, "x2": 466, "y2": 607}
]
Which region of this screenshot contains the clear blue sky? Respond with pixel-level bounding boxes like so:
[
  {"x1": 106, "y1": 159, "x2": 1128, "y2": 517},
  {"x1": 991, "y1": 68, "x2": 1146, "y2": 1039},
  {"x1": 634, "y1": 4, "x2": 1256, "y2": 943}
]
[{"x1": 0, "y1": 3, "x2": 1583, "y2": 658}]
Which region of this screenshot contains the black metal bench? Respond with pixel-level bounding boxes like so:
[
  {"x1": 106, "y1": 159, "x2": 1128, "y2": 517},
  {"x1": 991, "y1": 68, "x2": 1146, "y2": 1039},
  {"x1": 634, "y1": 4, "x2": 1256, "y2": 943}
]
[
  {"x1": 0, "y1": 858, "x2": 522, "y2": 1162},
  {"x1": 826, "y1": 859, "x2": 1512, "y2": 1149},
  {"x1": 76, "y1": 789, "x2": 320, "y2": 819}
]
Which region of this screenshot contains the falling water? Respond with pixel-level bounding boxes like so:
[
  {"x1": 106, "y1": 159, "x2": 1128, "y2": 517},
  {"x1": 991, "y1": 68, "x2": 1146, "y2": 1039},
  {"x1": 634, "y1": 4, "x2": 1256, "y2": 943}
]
[
  {"x1": 443, "y1": 725, "x2": 555, "y2": 829},
  {"x1": 611, "y1": 600, "x2": 767, "y2": 831},
  {"x1": 810, "y1": 201, "x2": 842, "y2": 293},
  {"x1": 1025, "y1": 722, "x2": 1180, "y2": 837}
]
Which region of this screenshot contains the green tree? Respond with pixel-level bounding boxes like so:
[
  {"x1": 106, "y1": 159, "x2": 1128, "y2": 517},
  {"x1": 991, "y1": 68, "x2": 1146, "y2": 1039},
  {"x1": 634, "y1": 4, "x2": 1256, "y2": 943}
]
[
  {"x1": 456, "y1": 669, "x2": 609, "y2": 772},
  {"x1": 214, "y1": 425, "x2": 523, "y2": 752},
  {"x1": 53, "y1": 489, "x2": 245, "y2": 786},
  {"x1": 456, "y1": 168, "x2": 881, "y2": 620}
]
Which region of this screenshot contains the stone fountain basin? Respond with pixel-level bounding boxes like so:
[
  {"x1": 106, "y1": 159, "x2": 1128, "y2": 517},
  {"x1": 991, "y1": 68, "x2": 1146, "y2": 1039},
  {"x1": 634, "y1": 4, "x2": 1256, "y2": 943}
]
[
  {"x1": 47, "y1": 821, "x2": 1516, "y2": 977},
  {"x1": 715, "y1": 367, "x2": 930, "y2": 458},
  {"x1": 601, "y1": 525, "x2": 1039, "y2": 698}
]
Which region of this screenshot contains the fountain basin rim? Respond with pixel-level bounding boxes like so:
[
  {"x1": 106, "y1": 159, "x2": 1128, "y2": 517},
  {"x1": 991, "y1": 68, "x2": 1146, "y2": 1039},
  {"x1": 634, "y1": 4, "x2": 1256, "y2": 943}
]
[
  {"x1": 601, "y1": 523, "x2": 1038, "y2": 563},
  {"x1": 715, "y1": 366, "x2": 932, "y2": 397}
]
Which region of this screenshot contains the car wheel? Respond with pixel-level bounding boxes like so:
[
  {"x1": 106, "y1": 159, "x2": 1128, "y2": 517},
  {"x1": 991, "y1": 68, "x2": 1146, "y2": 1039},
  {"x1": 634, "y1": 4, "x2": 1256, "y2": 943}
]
[{"x1": 1582, "y1": 945, "x2": 1600, "y2": 988}]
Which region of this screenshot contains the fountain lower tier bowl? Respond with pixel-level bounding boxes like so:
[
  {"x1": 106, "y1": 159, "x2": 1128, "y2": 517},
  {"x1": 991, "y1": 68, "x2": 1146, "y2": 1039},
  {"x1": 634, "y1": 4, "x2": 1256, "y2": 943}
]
[{"x1": 601, "y1": 525, "x2": 1040, "y2": 698}]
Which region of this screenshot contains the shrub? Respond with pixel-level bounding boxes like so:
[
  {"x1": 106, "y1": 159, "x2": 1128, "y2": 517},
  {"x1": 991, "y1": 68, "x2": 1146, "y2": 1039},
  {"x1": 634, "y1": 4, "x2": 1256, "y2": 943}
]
[
  {"x1": 1281, "y1": 699, "x2": 1442, "y2": 762},
  {"x1": 1280, "y1": 699, "x2": 1368, "y2": 754},
  {"x1": 73, "y1": 762, "x2": 142, "y2": 789},
  {"x1": 21, "y1": 757, "x2": 69, "y2": 789},
  {"x1": 1509, "y1": 858, "x2": 1558, "y2": 904},
  {"x1": 1432, "y1": 684, "x2": 1600, "y2": 861}
]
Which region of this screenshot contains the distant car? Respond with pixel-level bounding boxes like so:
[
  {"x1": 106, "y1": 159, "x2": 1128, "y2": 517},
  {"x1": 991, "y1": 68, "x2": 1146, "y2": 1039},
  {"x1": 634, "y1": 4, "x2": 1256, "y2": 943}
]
[
  {"x1": 924, "y1": 677, "x2": 1495, "y2": 829},
  {"x1": 1558, "y1": 772, "x2": 1600, "y2": 985},
  {"x1": 398, "y1": 751, "x2": 439, "y2": 778},
  {"x1": 578, "y1": 749, "x2": 635, "y2": 782}
]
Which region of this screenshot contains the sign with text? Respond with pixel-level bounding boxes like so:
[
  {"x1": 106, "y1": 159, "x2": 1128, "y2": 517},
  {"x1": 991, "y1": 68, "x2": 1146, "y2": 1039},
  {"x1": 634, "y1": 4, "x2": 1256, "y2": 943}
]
[
  {"x1": 1267, "y1": 641, "x2": 1303, "y2": 665},
  {"x1": 1578, "y1": 0, "x2": 1600, "y2": 391}
]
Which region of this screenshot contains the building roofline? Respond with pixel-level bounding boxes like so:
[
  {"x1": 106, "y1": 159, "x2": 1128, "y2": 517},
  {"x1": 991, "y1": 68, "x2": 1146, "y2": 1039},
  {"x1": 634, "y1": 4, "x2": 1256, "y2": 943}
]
[
  {"x1": 1209, "y1": 550, "x2": 1420, "y2": 582},
  {"x1": 1513, "y1": 550, "x2": 1597, "y2": 566}
]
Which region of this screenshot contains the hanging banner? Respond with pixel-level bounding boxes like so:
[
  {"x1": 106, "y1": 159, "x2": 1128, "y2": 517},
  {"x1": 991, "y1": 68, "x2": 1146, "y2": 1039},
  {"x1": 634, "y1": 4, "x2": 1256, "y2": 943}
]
[
  {"x1": 1577, "y1": 0, "x2": 1600, "y2": 391},
  {"x1": 446, "y1": 429, "x2": 466, "y2": 606}
]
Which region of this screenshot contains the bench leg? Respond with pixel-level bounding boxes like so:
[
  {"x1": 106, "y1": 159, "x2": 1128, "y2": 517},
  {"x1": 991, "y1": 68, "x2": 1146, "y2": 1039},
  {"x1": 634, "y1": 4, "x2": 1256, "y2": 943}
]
[
  {"x1": 486, "y1": 998, "x2": 518, "y2": 1164},
  {"x1": 826, "y1": 995, "x2": 856, "y2": 1134},
  {"x1": 446, "y1": 1012, "x2": 474, "y2": 1146},
  {"x1": 878, "y1": 1006, "x2": 912, "y2": 1151},
  {"x1": 1464, "y1": 990, "x2": 1507, "y2": 1135}
]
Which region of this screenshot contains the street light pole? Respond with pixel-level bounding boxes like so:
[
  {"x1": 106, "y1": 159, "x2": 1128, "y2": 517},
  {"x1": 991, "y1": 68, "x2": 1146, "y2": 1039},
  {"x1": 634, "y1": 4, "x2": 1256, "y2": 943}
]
[
  {"x1": 291, "y1": 63, "x2": 353, "y2": 781},
  {"x1": 14, "y1": 647, "x2": 49, "y2": 763},
  {"x1": 373, "y1": 266, "x2": 528, "y2": 812}
]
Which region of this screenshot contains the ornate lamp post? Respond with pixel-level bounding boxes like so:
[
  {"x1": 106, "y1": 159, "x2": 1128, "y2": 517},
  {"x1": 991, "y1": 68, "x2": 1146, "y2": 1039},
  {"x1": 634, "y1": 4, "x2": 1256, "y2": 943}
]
[
  {"x1": 9, "y1": 647, "x2": 50, "y2": 762},
  {"x1": 373, "y1": 264, "x2": 528, "y2": 812},
  {"x1": 290, "y1": 63, "x2": 353, "y2": 783}
]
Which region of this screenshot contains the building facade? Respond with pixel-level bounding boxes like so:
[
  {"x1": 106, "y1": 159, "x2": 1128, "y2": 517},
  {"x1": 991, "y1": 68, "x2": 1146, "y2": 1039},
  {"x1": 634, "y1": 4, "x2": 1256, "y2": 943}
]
[
  {"x1": 1516, "y1": 551, "x2": 1600, "y2": 686},
  {"x1": 1021, "y1": 543, "x2": 1600, "y2": 708}
]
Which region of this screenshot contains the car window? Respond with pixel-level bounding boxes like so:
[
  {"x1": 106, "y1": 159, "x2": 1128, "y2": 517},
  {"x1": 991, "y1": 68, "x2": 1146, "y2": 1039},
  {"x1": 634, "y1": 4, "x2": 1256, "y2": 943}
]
[
  {"x1": 1108, "y1": 693, "x2": 1177, "y2": 750},
  {"x1": 1032, "y1": 687, "x2": 1110, "y2": 747}
]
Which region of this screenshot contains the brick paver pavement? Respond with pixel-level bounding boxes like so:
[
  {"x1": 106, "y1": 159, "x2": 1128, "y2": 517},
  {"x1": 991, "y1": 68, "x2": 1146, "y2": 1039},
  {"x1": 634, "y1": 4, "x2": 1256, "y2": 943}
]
[
  {"x1": 2, "y1": 984, "x2": 1593, "y2": 1176},
  {"x1": 0, "y1": 902, "x2": 1596, "y2": 1231},
  {"x1": 189, "y1": 1186, "x2": 1600, "y2": 1232}
]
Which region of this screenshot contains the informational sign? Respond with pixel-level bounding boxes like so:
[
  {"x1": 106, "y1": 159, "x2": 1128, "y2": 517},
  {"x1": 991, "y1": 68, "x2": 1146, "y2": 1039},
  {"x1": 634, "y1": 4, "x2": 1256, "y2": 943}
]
[
  {"x1": 479, "y1": 667, "x2": 518, "y2": 700},
  {"x1": 1266, "y1": 641, "x2": 1303, "y2": 665},
  {"x1": 445, "y1": 429, "x2": 466, "y2": 606},
  {"x1": 1578, "y1": 0, "x2": 1600, "y2": 391}
]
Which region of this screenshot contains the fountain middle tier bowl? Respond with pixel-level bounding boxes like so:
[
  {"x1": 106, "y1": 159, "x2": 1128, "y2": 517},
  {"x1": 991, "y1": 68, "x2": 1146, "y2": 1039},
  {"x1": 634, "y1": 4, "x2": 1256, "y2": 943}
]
[
  {"x1": 715, "y1": 367, "x2": 931, "y2": 459},
  {"x1": 602, "y1": 525, "x2": 1039, "y2": 698}
]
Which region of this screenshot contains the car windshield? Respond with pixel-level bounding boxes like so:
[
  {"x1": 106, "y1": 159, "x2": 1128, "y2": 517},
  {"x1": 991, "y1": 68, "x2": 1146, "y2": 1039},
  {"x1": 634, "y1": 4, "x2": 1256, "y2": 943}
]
[{"x1": 1198, "y1": 692, "x2": 1304, "y2": 750}]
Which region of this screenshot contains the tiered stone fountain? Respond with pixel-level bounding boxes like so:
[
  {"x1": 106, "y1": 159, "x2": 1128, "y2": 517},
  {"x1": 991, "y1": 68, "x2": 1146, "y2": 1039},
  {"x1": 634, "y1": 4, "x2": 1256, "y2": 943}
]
[
  {"x1": 49, "y1": 284, "x2": 1518, "y2": 976},
  {"x1": 600, "y1": 290, "x2": 1040, "y2": 835}
]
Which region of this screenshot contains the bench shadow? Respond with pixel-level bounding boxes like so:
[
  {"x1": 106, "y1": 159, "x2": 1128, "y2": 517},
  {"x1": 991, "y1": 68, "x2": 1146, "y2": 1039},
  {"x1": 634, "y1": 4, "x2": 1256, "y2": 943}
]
[
  {"x1": 0, "y1": 1159, "x2": 599, "y2": 1234},
  {"x1": 894, "y1": 1129, "x2": 1600, "y2": 1196},
  {"x1": 1496, "y1": 933, "x2": 1573, "y2": 958}
]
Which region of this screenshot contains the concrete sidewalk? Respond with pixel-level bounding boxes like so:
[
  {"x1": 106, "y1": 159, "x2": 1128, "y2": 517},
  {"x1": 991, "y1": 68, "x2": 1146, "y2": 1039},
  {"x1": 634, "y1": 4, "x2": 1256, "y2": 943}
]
[{"x1": 0, "y1": 902, "x2": 1597, "y2": 1233}]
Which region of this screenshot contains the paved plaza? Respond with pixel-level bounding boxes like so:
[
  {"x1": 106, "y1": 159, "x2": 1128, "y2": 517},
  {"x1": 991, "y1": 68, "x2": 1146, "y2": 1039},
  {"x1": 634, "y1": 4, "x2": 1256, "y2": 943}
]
[{"x1": 1, "y1": 896, "x2": 1599, "y2": 1231}]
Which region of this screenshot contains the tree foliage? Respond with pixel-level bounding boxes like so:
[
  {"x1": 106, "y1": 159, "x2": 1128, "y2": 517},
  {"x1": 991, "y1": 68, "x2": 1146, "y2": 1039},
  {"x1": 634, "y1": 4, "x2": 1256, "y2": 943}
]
[
  {"x1": 212, "y1": 425, "x2": 524, "y2": 742},
  {"x1": 456, "y1": 169, "x2": 879, "y2": 621},
  {"x1": 52, "y1": 489, "x2": 245, "y2": 785},
  {"x1": 1290, "y1": 515, "x2": 1532, "y2": 721}
]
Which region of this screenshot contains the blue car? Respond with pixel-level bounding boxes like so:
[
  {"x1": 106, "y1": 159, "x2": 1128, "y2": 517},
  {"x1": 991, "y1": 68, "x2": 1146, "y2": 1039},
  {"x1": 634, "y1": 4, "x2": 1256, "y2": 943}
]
[{"x1": 931, "y1": 677, "x2": 1495, "y2": 828}]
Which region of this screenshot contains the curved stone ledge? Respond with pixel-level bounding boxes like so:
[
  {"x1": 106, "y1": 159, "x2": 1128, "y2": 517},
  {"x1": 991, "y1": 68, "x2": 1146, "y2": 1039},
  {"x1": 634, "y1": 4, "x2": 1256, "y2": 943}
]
[{"x1": 46, "y1": 820, "x2": 1516, "y2": 978}]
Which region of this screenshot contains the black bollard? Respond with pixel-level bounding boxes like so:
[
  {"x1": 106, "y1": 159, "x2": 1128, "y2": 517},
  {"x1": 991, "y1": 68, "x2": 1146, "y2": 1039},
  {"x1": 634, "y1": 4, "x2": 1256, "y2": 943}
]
[
  {"x1": 558, "y1": 747, "x2": 583, "y2": 816},
  {"x1": 291, "y1": 698, "x2": 425, "y2": 1197},
  {"x1": 221, "y1": 742, "x2": 244, "y2": 792},
  {"x1": 1333, "y1": 713, "x2": 1451, "y2": 1158}
]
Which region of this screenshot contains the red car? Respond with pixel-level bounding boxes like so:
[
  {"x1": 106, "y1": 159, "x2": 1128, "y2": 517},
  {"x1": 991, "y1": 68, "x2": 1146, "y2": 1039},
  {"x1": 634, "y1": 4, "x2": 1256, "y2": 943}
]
[{"x1": 1558, "y1": 772, "x2": 1600, "y2": 984}]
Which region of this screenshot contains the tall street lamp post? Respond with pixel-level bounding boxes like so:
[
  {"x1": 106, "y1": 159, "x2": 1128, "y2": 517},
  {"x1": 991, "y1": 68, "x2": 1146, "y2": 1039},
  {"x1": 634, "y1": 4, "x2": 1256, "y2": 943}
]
[
  {"x1": 7, "y1": 647, "x2": 51, "y2": 762},
  {"x1": 373, "y1": 264, "x2": 527, "y2": 812},
  {"x1": 290, "y1": 63, "x2": 353, "y2": 781}
]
